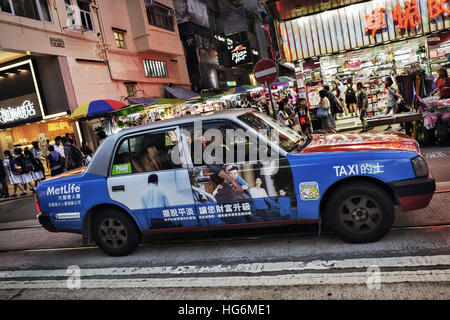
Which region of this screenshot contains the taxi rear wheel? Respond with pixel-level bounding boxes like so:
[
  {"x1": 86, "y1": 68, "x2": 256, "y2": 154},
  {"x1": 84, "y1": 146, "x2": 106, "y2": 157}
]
[
  {"x1": 93, "y1": 209, "x2": 140, "y2": 256},
  {"x1": 324, "y1": 182, "x2": 394, "y2": 243}
]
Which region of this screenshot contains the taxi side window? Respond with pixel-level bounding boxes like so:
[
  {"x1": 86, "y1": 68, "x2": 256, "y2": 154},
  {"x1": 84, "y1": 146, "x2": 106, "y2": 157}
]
[
  {"x1": 111, "y1": 129, "x2": 181, "y2": 175},
  {"x1": 180, "y1": 121, "x2": 258, "y2": 166}
]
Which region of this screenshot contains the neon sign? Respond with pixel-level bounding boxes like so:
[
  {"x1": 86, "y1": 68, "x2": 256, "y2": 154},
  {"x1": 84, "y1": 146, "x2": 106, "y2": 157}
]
[
  {"x1": 0, "y1": 100, "x2": 37, "y2": 124},
  {"x1": 231, "y1": 45, "x2": 249, "y2": 65},
  {"x1": 366, "y1": 0, "x2": 450, "y2": 35}
]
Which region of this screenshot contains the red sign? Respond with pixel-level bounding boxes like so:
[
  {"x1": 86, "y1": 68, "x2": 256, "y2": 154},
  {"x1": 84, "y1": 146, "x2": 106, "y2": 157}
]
[
  {"x1": 365, "y1": 0, "x2": 450, "y2": 36},
  {"x1": 254, "y1": 59, "x2": 279, "y2": 86},
  {"x1": 365, "y1": 8, "x2": 387, "y2": 37},
  {"x1": 392, "y1": 0, "x2": 421, "y2": 30}
]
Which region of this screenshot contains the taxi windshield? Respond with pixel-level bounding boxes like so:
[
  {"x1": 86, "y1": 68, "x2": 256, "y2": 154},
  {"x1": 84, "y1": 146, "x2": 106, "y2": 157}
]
[{"x1": 238, "y1": 111, "x2": 306, "y2": 152}]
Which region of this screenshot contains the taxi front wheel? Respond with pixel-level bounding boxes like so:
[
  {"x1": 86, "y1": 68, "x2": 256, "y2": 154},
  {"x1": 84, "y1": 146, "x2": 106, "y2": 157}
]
[
  {"x1": 93, "y1": 208, "x2": 140, "y2": 256},
  {"x1": 324, "y1": 182, "x2": 395, "y2": 243}
]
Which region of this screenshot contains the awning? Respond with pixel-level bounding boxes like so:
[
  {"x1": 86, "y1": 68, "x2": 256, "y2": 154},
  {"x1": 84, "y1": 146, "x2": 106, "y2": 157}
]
[
  {"x1": 164, "y1": 85, "x2": 200, "y2": 99},
  {"x1": 126, "y1": 97, "x2": 159, "y2": 106}
]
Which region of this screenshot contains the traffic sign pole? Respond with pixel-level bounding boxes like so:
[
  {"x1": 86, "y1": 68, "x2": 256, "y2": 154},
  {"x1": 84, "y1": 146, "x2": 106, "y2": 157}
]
[{"x1": 268, "y1": 85, "x2": 277, "y2": 120}]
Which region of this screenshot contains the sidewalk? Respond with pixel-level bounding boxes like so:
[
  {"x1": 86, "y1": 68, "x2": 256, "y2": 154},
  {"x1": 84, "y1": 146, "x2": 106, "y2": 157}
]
[{"x1": 0, "y1": 186, "x2": 35, "y2": 203}]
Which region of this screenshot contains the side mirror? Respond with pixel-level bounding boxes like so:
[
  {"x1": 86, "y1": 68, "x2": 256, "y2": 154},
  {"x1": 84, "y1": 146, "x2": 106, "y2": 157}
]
[{"x1": 196, "y1": 176, "x2": 210, "y2": 184}]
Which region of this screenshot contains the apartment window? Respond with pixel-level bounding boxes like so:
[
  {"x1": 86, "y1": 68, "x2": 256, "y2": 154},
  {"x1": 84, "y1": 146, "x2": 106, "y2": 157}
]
[
  {"x1": 145, "y1": 2, "x2": 174, "y2": 32},
  {"x1": 77, "y1": 1, "x2": 93, "y2": 31},
  {"x1": 114, "y1": 31, "x2": 126, "y2": 49},
  {"x1": 0, "y1": 0, "x2": 51, "y2": 22},
  {"x1": 143, "y1": 59, "x2": 168, "y2": 78},
  {"x1": 64, "y1": 0, "x2": 94, "y2": 31},
  {"x1": 125, "y1": 83, "x2": 136, "y2": 97}
]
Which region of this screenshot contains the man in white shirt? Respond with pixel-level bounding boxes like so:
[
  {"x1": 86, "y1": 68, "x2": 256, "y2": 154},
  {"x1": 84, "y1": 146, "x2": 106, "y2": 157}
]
[
  {"x1": 140, "y1": 174, "x2": 170, "y2": 209},
  {"x1": 53, "y1": 136, "x2": 65, "y2": 159}
]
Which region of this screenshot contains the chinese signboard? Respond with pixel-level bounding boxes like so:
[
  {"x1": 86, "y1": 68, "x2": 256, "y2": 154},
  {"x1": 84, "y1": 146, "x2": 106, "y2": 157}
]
[
  {"x1": 0, "y1": 60, "x2": 43, "y2": 128},
  {"x1": 279, "y1": 0, "x2": 450, "y2": 61}
]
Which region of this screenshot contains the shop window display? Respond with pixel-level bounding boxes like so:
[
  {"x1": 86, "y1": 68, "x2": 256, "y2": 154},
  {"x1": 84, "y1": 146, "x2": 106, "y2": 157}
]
[{"x1": 320, "y1": 38, "x2": 429, "y2": 118}]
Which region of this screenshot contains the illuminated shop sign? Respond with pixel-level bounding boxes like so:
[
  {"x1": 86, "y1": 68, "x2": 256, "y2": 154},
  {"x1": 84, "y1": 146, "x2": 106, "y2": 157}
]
[
  {"x1": 279, "y1": 0, "x2": 450, "y2": 61},
  {"x1": 231, "y1": 44, "x2": 250, "y2": 65},
  {"x1": 0, "y1": 60, "x2": 44, "y2": 127},
  {"x1": 0, "y1": 100, "x2": 37, "y2": 124}
]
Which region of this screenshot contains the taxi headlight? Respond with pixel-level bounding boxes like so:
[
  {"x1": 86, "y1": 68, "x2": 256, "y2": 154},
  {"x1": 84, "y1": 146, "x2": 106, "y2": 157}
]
[{"x1": 411, "y1": 156, "x2": 428, "y2": 177}]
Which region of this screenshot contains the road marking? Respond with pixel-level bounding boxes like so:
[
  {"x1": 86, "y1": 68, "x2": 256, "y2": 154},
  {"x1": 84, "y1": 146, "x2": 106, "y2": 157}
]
[
  {"x1": 423, "y1": 151, "x2": 448, "y2": 159},
  {"x1": 1, "y1": 254, "x2": 449, "y2": 279},
  {"x1": 0, "y1": 269, "x2": 449, "y2": 289}
]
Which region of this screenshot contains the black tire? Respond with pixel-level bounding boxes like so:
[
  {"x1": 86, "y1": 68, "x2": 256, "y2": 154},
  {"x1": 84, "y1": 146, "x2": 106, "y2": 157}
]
[
  {"x1": 324, "y1": 182, "x2": 394, "y2": 243},
  {"x1": 93, "y1": 208, "x2": 140, "y2": 256}
]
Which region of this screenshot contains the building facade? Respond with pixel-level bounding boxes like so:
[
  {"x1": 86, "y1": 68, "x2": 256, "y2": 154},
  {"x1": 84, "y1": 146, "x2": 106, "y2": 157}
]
[
  {"x1": 0, "y1": 0, "x2": 191, "y2": 152},
  {"x1": 173, "y1": 0, "x2": 279, "y2": 91}
]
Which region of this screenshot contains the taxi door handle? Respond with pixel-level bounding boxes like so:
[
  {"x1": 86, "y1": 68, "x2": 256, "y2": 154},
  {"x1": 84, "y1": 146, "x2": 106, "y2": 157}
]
[{"x1": 112, "y1": 185, "x2": 125, "y2": 192}]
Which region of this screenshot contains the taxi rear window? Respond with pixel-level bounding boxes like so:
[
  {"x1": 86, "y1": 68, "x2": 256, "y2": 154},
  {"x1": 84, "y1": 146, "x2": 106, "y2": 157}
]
[{"x1": 111, "y1": 129, "x2": 181, "y2": 175}]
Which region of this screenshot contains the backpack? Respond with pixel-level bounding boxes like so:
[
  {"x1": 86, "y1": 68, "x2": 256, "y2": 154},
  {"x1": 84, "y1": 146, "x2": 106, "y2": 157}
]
[
  {"x1": 70, "y1": 144, "x2": 83, "y2": 164},
  {"x1": 345, "y1": 86, "x2": 356, "y2": 102},
  {"x1": 10, "y1": 157, "x2": 22, "y2": 175},
  {"x1": 32, "y1": 157, "x2": 44, "y2": 172},
  {"x1": 21, "y1": 156, "x2": 34, "y2": 174}
]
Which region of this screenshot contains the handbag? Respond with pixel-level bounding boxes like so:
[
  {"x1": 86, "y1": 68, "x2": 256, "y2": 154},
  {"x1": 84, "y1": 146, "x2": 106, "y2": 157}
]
[{"x1": 316, "y1": 107, "x2": 329, "y2": 118}]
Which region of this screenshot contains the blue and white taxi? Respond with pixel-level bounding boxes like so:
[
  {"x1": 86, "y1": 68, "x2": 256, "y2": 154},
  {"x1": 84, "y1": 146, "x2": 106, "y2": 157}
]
[{"x1": 36, "y1": 109, "x2": 435, "y2": 256}]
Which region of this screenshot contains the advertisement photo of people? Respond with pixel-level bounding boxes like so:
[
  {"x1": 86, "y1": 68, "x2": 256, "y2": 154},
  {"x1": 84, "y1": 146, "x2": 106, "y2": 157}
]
[{"x1": 189, "y1": 159, "x2": 297, "y2": 226}]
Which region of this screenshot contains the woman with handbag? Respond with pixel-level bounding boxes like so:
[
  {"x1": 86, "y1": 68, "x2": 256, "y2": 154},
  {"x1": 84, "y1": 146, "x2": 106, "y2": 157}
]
[{"x1": 318, "y1": 90, "x2": 336, "y2": 134}]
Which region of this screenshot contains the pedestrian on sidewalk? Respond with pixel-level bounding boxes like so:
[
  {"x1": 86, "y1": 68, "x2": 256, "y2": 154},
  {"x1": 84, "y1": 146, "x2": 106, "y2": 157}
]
[
  {"x1": 0, "y1": 156, "x2": 9, "y2": 198},
  {"x1": 15, "y1": 148, "x2": 36, "y2": 194},
  {"x1": 32, "y1": 141, "x2": 46, "y2": 179},
  {"x1": 62, "y1": 137, "x2": 83, "y2": 170},
  {"x1": 277, "y1": 101, "x2": 296, "y2": 127},
  {"x1": 294, "y1": 98, "x2": 311, "y2": 133},
  {"x1": 25, "y1": 148, "x2": 44, "y2": 185},
  {"x1": 345, "y1": 78, "x2": 357, "y2": 117},
  {"x1": 80, "y1": 141, "x2": 93, "y2": 157},
  {"x1": 324, "y1": 85, "x2": 342, "y2": 131},
  {"x1": 47, "y1": 145, "x2": 64, "y2": 176},
  {"x1": 357, "y1": 82, "x2": 368, "y2": 132},
  {"x1": 3, "y1": 150, "x2": 25, "y2": 197},
  {"x1": 318, "y1": 90, "x2": 336, "y2": 134},
  {"x1": 433, "y1": 67, "x2": 450, "y2": 99},
  {"x1": 53, "y1": 136, "x2": 65, "y2": 160},
  {"x1": 332, "y1": 81, "x2": 347, "y2": 117},
  {"x1": 384, "y1": 76, "x2": 403, "y2": 131}
]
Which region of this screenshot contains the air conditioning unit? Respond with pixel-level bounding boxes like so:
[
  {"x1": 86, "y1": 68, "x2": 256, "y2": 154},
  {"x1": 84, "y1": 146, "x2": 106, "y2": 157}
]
[{"x1": 65, "y1": 4, "x2": 88, "y2": 32}]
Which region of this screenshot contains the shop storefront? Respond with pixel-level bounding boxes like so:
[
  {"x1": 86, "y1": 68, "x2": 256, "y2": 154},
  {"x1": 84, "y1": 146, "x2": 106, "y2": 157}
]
[
  {"x1": 0, "y1": 58, "x2": 73, "y2": 153},
  {"x1": 277, "y1": 0, "x2": 450, "y2": 130}
]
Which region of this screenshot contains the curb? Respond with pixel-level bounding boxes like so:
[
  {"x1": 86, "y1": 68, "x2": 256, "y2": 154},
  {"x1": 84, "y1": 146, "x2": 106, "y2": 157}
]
[{"x1": 0, "y1": 194, "x2": 34, "y2": 204}]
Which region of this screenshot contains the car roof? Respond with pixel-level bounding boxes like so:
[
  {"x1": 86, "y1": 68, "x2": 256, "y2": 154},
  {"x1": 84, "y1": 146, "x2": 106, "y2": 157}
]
[
  {"x1": 115, "y1": 108, "x2": 255, "y2": 138},
  {"x1": 85, "y1": 108, "x2": 257, "y2": 177}
]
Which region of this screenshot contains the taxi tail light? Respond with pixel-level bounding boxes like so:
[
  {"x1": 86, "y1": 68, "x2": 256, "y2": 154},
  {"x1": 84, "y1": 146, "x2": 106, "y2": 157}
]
[
  {"x1": 411, "y1": 155, "x2": 428, "y2": 177},
  {"x1": 35, "y1": 192, "x2": 41, "y2": 214}
]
